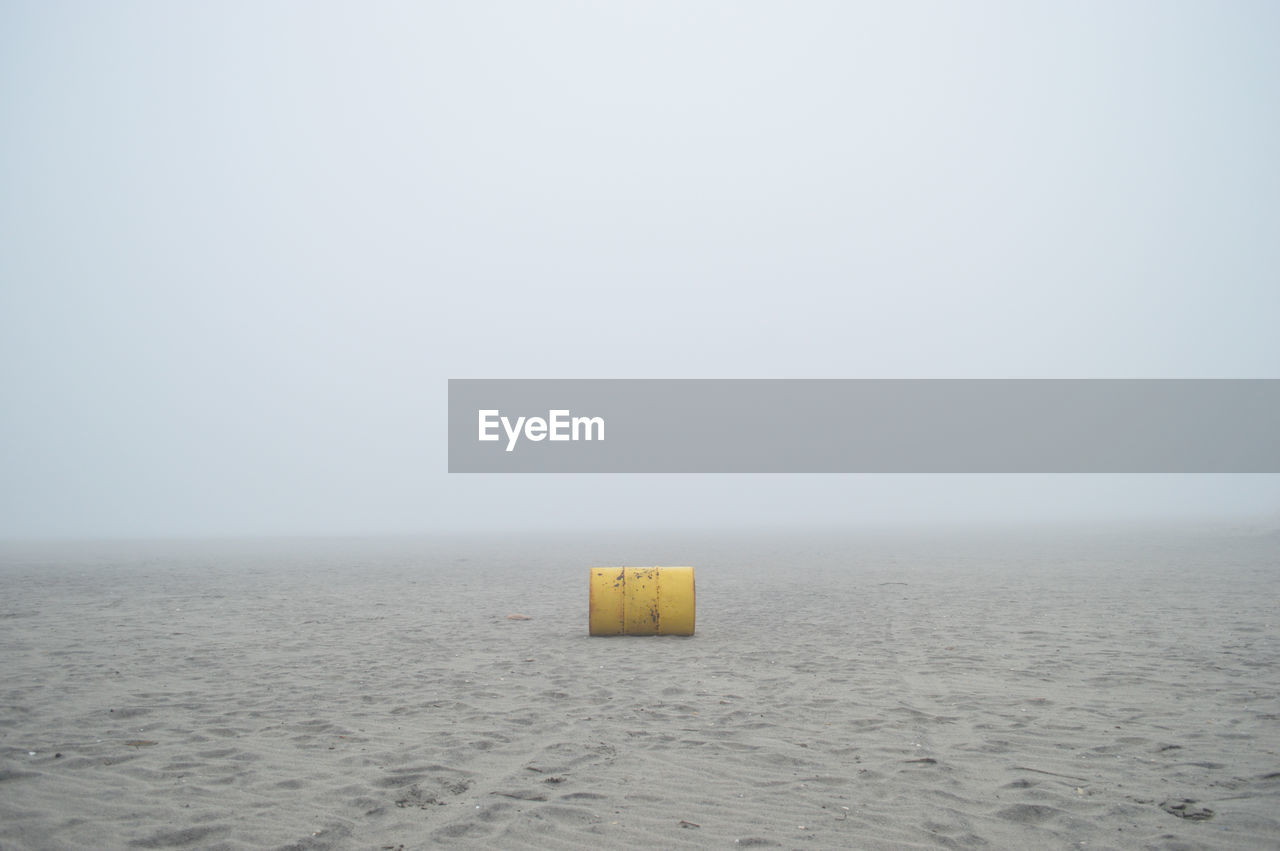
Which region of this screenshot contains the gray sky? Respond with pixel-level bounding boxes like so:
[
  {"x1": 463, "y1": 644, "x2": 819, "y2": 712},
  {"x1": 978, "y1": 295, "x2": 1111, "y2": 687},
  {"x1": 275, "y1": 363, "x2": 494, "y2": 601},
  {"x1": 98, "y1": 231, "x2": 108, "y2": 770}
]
[{"x1": 2, "y1": 1, "x2": 1278, "y2": 538}]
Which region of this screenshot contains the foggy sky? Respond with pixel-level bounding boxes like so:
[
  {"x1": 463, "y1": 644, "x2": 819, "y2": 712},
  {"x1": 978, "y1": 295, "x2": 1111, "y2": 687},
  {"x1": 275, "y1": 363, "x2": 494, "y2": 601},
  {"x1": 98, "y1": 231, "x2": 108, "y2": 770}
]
[{"x1": 2, "y1": 1, "x2": 1278, "y2": 538}]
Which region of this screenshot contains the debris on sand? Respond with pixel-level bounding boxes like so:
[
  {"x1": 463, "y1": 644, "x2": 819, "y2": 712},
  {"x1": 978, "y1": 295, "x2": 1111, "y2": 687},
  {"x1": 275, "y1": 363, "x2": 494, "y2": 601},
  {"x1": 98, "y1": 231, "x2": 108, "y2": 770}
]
[{"x1": 1160, "y1": 799, "x2": 1214, "y2": 821}]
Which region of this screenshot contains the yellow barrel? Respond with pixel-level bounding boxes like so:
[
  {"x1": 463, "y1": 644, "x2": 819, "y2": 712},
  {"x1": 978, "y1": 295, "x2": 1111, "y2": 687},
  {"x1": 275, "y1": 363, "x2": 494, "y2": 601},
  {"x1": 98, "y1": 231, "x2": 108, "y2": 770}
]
[{"x1": 589, "y1": 566, "x2": 695, "y2": 636}]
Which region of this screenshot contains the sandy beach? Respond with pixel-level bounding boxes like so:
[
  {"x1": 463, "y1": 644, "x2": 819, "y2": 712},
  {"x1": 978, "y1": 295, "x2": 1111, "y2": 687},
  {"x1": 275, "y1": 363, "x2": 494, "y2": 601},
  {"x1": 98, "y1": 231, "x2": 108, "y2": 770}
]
[{"x1": 1, "y1": 525, "x2": 1277, "y2": 849}]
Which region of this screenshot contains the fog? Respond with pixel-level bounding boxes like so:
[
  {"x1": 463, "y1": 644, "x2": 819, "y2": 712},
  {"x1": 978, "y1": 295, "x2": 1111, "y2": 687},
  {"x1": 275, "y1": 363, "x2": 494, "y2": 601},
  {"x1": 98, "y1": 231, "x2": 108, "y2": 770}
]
[{"x1": 2, "y1": 2, "x2": 1278, "y2": 538}]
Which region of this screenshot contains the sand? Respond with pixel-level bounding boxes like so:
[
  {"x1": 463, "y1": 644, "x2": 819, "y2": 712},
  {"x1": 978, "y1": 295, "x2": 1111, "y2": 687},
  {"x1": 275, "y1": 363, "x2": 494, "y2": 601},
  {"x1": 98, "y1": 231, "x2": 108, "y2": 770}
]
[{"x1": 1, "y1": 525, "x2": 1277, "y2": 849}]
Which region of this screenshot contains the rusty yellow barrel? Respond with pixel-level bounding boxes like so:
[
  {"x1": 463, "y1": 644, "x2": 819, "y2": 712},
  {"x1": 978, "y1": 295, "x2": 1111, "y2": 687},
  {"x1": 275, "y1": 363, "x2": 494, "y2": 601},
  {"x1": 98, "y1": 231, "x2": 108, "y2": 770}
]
[{"x1": 589, "y1": 566, "x2": 695, "y2": 636}]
